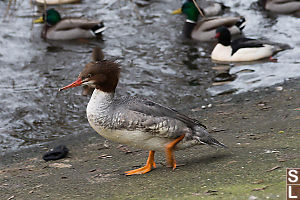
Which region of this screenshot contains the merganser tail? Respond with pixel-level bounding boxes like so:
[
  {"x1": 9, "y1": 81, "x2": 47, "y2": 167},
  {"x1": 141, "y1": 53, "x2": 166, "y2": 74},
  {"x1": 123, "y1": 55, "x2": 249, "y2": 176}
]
[
  {"x1": 194, "y1": 126, "x2": 227, "y2": 148},
  {"x1": 205, "y1": 137, "x2": 227, "y2": 148}
]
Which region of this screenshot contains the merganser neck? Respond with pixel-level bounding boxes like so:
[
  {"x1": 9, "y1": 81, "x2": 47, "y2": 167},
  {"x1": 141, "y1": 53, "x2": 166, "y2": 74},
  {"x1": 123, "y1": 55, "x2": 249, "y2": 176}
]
[{"x1": 87, "y1": 89, "x2": 114, "y2": 114}]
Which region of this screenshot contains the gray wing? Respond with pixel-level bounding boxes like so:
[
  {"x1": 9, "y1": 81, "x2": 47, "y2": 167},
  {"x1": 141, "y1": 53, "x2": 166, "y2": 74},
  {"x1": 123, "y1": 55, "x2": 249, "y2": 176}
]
[
  {"x1": 115, "y1": 96, "x2": 206, "y2": 129},
  {"x1": 54, "y1": 18, "x2": 100, "y2": 31},
  {"x1": 110, "y1": 97, "x2": 205, "y2": 139},
  {"x1": 111, "y1": 97, "x2": 226, "y2": 147},
  {"x1": 197, "y1": 16, "x2": 241, "y2": 31}
]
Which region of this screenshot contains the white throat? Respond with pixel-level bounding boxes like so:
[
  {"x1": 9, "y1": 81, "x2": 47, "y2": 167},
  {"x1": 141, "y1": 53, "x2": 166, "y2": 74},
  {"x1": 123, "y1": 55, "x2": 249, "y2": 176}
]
[{"x1": 86, "y1": 89, "x2": 114, "y2": 117}]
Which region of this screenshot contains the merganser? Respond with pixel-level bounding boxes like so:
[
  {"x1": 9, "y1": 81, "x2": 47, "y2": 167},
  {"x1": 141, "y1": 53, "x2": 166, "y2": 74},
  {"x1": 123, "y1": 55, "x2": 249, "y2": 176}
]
[
  {"x1": 172, "y1": 0, "x2": 245, "y2": 42},
  {"x1": 59, "y1": 51, "x2": 226, "y2": 175},
  {"x1": 211, "y1": 26, "x2": 281, "y2": 62},
  {"x1": 34, "y1": 9, "x2": 106, "y2": 40},
  {"x1": 260, "y1": 0, "x2": 300, "y2": 15}
]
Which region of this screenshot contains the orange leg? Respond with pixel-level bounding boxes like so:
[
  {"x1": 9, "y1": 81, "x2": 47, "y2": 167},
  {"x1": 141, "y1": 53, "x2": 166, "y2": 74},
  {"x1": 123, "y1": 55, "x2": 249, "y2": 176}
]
[
  {"x1": 269, "y1": 56, "x2": 278, "y2": 62},
  {"x1": 125, "y1": 150, "x2": 156, "y2": 175},
  {"x1": 165, "y1": 134, "x2": 185, "y2": 170}
]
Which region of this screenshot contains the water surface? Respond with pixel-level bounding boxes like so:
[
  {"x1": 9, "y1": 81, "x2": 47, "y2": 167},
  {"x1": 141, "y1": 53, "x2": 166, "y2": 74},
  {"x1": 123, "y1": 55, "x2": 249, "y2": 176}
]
[{"x1": 0, "y1": 0, "x2": 299, "y2": 154}]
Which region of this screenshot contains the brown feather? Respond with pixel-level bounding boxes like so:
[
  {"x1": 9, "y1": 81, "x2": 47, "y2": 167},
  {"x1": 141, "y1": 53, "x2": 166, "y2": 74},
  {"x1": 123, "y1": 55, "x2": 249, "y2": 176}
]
[
  {"x1": 92, "y1": 47, "x2": 104, "y2": 62},
  {"x1": 80, "y1": 60, "x2": 121, "y2": 93}
]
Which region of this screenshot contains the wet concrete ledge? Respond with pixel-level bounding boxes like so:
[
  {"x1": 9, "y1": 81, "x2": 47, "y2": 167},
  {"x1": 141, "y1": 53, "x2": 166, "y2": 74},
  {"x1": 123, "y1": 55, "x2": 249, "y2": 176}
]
[{"x1": 1, "y1": 79, "x2": 300, "y2": 200}]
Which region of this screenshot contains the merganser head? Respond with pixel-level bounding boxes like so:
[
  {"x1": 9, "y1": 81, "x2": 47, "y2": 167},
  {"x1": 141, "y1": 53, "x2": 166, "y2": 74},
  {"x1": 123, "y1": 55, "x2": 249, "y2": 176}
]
[
  {"x1": 59, "y1": 60, "x2": 120, "y2": 93},
  {"x1": 81, "y1": 47, "x2": 105, "y2": 96},
  {"x1": 215, "y1": 26, "x2": 231, "y2": 46}
]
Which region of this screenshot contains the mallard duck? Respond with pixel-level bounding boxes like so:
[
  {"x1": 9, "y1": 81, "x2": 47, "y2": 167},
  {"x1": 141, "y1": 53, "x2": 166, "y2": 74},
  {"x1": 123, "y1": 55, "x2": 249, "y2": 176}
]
[
  {"x1": 34, "y1": 9, "x2": 106, "y2": 40},
  {"x1": 260, "y1": 0, "x2": 300, "y2": 15},
  {"x1": 172, "y1": 0, "x2": 245, "y2": 42},
  {"x1": 59, "y1": 48, "x2": 226, "y2": 175},
  {"x1": 211, "y1": 26, "x2": 282, "y2": 62}
]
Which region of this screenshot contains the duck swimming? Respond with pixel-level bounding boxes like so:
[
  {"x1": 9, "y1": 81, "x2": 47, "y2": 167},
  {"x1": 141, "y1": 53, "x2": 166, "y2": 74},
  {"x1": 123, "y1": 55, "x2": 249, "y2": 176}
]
[
  {"x1": 172, "y1": 0, "x2": 245, "y2": 42},
  {"x1": 211, "y1": 26, "x2": 282, "y2": 62},
  {"x1": 260, "y1": 0, "x2": 300, "y2": 15},
  {"x1": 59, "y1": 51, "x2": 226, "y2": 175},
  {"x1": 34, "y1": 9, "x2": 106, "y2": 40}
]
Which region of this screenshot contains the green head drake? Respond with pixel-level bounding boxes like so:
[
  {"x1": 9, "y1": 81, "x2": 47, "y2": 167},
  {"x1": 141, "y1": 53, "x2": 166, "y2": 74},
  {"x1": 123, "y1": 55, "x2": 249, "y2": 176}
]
[
  {"x1": 172, "y1": 0, "x2": 200, "y2": 22},
  {"x1": 34, "y1": 9, "x2": 62, "y2": 26}
]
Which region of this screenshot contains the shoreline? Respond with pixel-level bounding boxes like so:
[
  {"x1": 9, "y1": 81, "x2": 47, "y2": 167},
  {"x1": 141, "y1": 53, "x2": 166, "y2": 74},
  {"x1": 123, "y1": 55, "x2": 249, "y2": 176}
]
[{"x1": 1, "y1": 78, "x2": 299, "y2": 199}]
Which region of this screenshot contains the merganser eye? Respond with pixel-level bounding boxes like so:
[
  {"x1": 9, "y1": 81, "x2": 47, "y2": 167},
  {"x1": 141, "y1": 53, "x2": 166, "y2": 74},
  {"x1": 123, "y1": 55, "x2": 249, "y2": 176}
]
[{"x1": 87, "y1": 74, "x2": 92, "y2": 78}]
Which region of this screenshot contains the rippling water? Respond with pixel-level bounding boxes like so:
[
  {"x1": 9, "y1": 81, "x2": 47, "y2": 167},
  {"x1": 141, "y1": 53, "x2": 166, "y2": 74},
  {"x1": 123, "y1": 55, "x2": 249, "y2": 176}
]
[{"x1": 0, "y1": 0, "x2": 299, "y2": 154}]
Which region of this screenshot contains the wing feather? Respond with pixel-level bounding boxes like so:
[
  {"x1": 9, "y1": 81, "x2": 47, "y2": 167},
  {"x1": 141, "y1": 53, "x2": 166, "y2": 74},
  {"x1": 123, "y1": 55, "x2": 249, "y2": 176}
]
[{"x1": 116, "y1": 97, "x2": 206, "y2": 129}]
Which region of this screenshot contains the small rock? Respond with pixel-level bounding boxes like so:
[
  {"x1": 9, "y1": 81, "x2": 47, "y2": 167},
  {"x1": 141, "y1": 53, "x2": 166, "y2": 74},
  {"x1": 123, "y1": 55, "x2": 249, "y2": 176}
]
[
  {"x1": 117, "y1": 145, "x2": 132, "y2": 154},
  {"x1": 252, "y1": 185, "x2": 269, "y2": 191},
  {"x1": 213, "y1": 72, "x2": 236, "y2": 82},
  {"x1": 43, "y1": 145, "x2": 69, "y2": 161},
  {"x1": 205, "y1": 190, "x2": 218, "y2": 195},
  {"x1": 33, "y1": 184, "x2": 43, "y2": 189},
  {"x1": 265, "y1": 150, "x2": 272, "y2": 154},
  {"x1": 275, "y1": 86, "x2": 283, "y2": 91},
  {"x1": 49, "y1": 163, "x2": 72, "y2": 168},
  {"x1": 191, "y1": 107, "x2": 202, "y2": 112},
  {"x1": 277, "y1": 158, "x2": 286, "y2": 162},
  {"x1": 249, "y1": 195, "x2": 258, "y2": 200},
  {"x1": 266, "y1": 166, "x2": 281, "y2": 172},
  {"x1": 98, "y1": 154, "x2": 112, "y2": 159},
  {"x1": 227, "y1": 160, "x2": 237, "y2": 165},
  {"x1": 252, "y1": 180, "x2": 264, "y2": 184},
  {"x1": 103, "y1": 141, "x2": 110, "y2": 148},
  {"x1": 7, "y1": 196, "x2": 15, "y2": 200}
]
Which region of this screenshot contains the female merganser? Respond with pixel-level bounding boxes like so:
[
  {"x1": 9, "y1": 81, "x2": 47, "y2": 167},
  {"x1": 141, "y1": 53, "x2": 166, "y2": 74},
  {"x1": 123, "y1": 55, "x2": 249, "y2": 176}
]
[
  {"x1": 59, "y1": 54, "x2": 226, "y2": 175},
  {"x1": 211, "y1": 26, "x2": 281, "y2": 62},
  {"x1": 172, "y1": 0, "x2": 245, "y2": 42},
  {"x1": 34, "y1": 9, "x2": 106, "y2": 40},
  {"x1": 260, "y1": 0, "x2": 300, "y2": 15}
]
